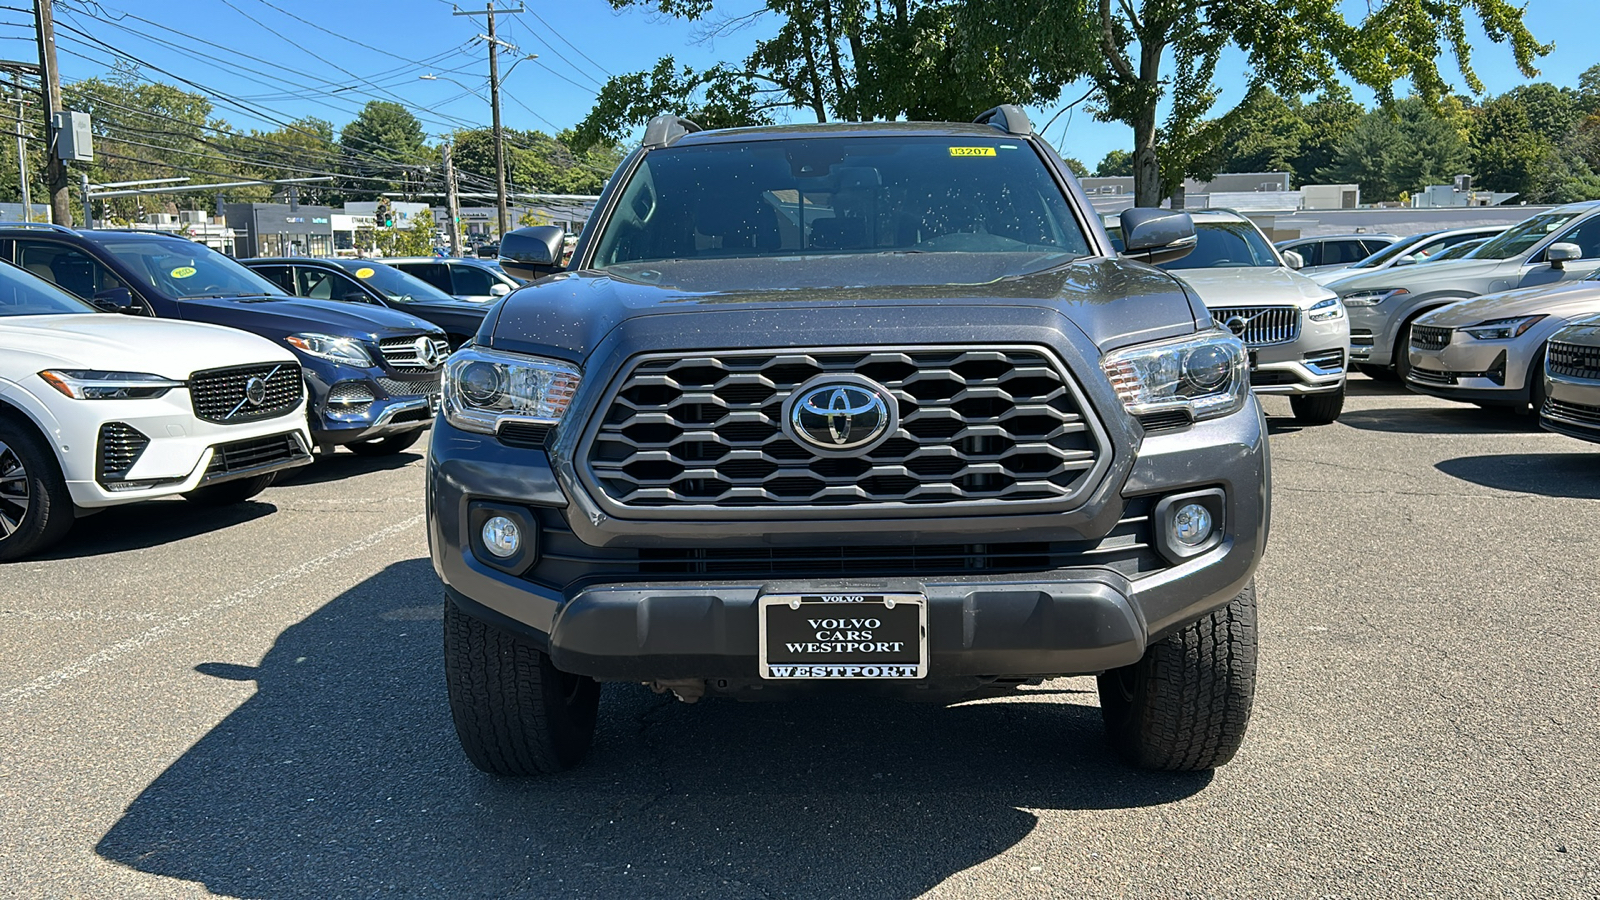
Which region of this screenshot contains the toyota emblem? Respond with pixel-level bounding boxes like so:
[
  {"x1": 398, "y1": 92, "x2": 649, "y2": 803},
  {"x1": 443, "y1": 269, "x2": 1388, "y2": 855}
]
[{"x1": 783, "y1": 378, "x2": 896, "y2": 456}]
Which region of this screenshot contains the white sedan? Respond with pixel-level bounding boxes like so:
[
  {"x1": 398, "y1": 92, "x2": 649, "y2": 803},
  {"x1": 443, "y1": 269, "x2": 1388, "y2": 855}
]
[{"x1": 0, "y1": 264, "x2": 313, "y2": 560}]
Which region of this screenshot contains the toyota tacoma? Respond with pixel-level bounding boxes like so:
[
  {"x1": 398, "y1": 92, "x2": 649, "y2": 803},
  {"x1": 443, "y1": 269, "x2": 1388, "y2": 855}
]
[{"x1": 427, "y1": 109, "x2": 1270, "y2": 775}]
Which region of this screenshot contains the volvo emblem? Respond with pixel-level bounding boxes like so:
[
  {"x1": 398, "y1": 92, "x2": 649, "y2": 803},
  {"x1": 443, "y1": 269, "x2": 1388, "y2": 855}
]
[
  {"x1": 783, "y1": 377, "x2": 896, "y2": 456},
  {"x1": 1224, "y1": 315, "x2": 1250, "y2": 336},
  {"x1": 243, "y1": 376, "x2": 267, "y2": 407},
  {"x1": 415, "y1": 336, "x2": 442, "y2": 369}
]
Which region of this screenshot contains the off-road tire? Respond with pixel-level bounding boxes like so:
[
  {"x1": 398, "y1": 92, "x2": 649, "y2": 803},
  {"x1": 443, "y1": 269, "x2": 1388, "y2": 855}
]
[
  {"x1": 1098, "y1": 582, "x2": 1258, "y2": 771},
  {"x1": 347, "y1": 429, "x2": 423, "y2": 457},
  {"x1": 1289, "y1": 387, "x2": 1345, "y2": 425},
  {"x1": 1355, "y1": 363, "x2": 1397, "y2": 381},
  {"x1": 0, "y1": 421, "x2": 74, "y2": 561},
  {"x1": 182, "y1": 473, "x2": 275, "y2": 506},
  {"x1": 444, "y1": 596, "x2": 601, "y2": 775}
]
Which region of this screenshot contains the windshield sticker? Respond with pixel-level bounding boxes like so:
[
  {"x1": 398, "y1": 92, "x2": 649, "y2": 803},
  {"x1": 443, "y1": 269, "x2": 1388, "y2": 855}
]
[
  {"x1": 354, "y1": 267, "x2": 376, "y2": 279},
  {"x1": 170, "y1": 266, "x2": 197, "y2": 279},
  {"x1": 949, "y1": 147, "x2": 997, "y2": 157}
]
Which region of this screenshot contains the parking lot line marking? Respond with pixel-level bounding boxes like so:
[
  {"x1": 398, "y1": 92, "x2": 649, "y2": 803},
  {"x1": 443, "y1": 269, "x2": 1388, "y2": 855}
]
[{"x1": 0, "y1": 513, "x2": 424, "y2": 709}]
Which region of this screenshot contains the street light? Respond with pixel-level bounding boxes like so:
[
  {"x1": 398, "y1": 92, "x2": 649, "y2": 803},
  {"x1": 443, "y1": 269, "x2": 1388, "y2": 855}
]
[{"x1": 420, "y1": 53, "x2": 537, "y2": 240}]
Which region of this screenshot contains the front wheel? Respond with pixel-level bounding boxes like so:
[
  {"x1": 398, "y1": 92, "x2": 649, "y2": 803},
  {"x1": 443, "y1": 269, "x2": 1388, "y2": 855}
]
[
  {"x1": 1289, "y1": 386, "x2": 1345, "y2": 425},
  {"x1": 1098, "y1": 582, "x2": 1258, "y2": 771},
  {"x1": 0, "y1": 425, "x2": 74, "y2": 561},
  {"x1": 346, "y1": 429, "x2": 423, "y2": 457},
  {"x1": 444, "y1": 597, "x2": 601, "y2": 775},
  {"x1": 183, "y1": 473, "x2": 275, "y2": 506}
]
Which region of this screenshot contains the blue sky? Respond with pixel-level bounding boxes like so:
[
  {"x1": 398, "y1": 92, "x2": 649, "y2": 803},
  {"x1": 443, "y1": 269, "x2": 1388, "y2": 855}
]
[{"x1": 6, "y1": 0, "x2": 1595, "y2": 169}]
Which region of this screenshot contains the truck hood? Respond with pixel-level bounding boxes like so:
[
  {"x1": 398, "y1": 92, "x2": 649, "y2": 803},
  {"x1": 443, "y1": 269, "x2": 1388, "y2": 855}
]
[
  {"x1": 1326, "y1": 258, "x2": 1505, "y2": 294},
  {"x1": 175, "y1": 294, "x2": 441, "y2": 340},
  {"x1": 0, "y1": 313, "x2": 295, "y2": 380},
  {"x1": 1418, "y1": 281, "x2": 1600, "y2": 327},
  {"x1": 1167, "y1": 266, "x2": 1336, "y2": 308},
  {"x1": 489, "y1": 254, "x2": 1207, "y2": 360}
]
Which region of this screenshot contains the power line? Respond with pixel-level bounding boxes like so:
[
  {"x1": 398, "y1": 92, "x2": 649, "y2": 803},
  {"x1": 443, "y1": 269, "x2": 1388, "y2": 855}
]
[{"x1": 519, "y1": 7, "x2": 613, "y2": 80}]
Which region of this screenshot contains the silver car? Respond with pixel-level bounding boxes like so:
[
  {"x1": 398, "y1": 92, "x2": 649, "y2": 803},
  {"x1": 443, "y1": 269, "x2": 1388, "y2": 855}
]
[
  {"x1": 1406, "y1": 272, "x2": 1600, "y2": 411},
  {"x1": 1330, "y1": 201, "x2": 1600, "y2": 380},
  {"x1": 1306, "y1": 226, "x2": 1506, "y2": 286},
  {"x1": 1541, "y1": 315, "x2": 1600, "y2": 442},
  {"x1": 1160, "y1": 211, "x2": 1352, "y2": 424},
  {"x1": 382, "y1": 257, "x2": 521, "y2": 303},
  {"x1": 1275, "y1": 233, "x2": 1398, "y2": 277}
]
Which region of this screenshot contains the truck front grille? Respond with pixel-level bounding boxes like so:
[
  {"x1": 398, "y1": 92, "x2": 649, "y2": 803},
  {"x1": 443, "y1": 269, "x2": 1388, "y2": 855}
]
[
  {"x1": 583, "y1": 346, "x2": 1106, "y2": 513},
  {"x1": 1410, "y1": 325, "x2": 1452, "y2": 351},
  {"x1": 189, "y1": 363, "x2": 302, "y2": 423},
  {"x1": 1210, "y1": 306, "x2": 1300, "y2": 347},
  {"x1": 1548, "y1": 341, "x2": 1600, "y2": 380}
]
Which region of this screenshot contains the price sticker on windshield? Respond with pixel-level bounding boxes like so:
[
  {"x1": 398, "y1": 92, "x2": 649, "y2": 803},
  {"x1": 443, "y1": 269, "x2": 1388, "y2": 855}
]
[
  {"x1": 354, "y1": 267, "x2": 375, "y2": 279},
  {"x1": 949, "y1": 147, "x2": 997, "y2": 157},
  {"x1": 170, "y1": 266, "x2": 197, "y2": 279}
]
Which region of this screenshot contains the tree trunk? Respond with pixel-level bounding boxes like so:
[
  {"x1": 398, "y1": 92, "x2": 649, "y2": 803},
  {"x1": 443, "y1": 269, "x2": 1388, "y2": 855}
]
[{"x1": 1133, "y1": 100, "x2": 1161, "y2": 207}]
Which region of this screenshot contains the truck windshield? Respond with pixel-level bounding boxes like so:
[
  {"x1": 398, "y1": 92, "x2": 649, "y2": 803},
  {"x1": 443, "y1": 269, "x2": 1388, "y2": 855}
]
[
  {"x1": 589, "y1": 135, "x2": 1091, "y2": 269},
  {"x1": 98, "y1": 239, "x2": 286, "y2": 299},
  {"x1": 1159, "y1": 222, "x2": 1279, "y2": 270},
  {"x1": 1472, "y1": 211, "x2": 1587, "y2": 260}
]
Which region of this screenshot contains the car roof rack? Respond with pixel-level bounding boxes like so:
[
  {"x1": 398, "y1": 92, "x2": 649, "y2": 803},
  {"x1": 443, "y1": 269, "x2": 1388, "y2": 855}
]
[
  {"x1": 973, "y1": 104, "x2": 1033, "y2": 137},
  {"x1": 0, "y1": 221, "x2": 76, "y2": 234},
  {"x1": 641, "y1": 113, "x2": 702, "y2": 149}
]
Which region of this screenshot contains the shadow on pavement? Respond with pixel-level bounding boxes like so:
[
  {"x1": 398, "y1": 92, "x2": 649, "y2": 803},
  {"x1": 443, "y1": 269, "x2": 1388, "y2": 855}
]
[
  {"x1": 1337, "y1": 406, "x2": 1535, "y2": 435},
  {"x1": 273, "y1": 449, "x2": 423, "y2": 486},
  {"x1": 1343, "y1": 375, "x2": 1411, "y2": 397},
  {"x1": 97, "y1": 559, "x2": 1209, "y2": 899},
  {"x1": 1436, "y1": 452, "x2": 1600, "y2": 500},
  {"x1": 35, "y1": 499, "x2": 276, "y2": 560}
]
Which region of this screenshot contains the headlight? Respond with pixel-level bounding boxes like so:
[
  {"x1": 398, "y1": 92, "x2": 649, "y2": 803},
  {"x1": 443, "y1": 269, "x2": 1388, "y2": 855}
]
[
  {"x1": 1341, "y1": 288, "x2": 1408, "y2": 307},
  {"x1": 285, "y1": 333, "x2": 375, "y2": 367},
  {"x1": 442, "y1": 346, "x2": 581, "y2": 434},
  {"x1": 1462, "y1": 315, "x2": 1546, "y2": 341},
  {"x1": 37, "y1": 369, "x2": 182, "y2": 400},
  {"x1": 1102, "y1": 331, "x2": 1249, "y2": 423},
  {"x1": 1307, "y1": 297, "x2": 1344, "y2": 321}
]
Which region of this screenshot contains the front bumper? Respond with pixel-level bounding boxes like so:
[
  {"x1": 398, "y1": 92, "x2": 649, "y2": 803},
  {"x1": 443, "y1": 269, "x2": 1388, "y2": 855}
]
[
  {"x1": 1243, "y1": 315, "x2": 1349, "y2": 396},
  {"x1": 1541, "y1": 373, "x2": 1600, "y2": 443},
  {"x1": 1405, "y1": 332, "x2": 1535, "y2": 406},
  {"x1": 427, "y1": 399, "x2": 1269, "y2": 686},
  {"x1": 307, "y1": 363, "x2": 440, "y2": 447}
]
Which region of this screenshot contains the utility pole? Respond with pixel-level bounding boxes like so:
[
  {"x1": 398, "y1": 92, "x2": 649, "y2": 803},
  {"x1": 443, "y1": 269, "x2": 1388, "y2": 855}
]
[
  {"x1": 9, "y1": 70, "x2": 31, "y2": 222},
  {"x1": 442, "y1": 140, "x2": 462, "y2": 257},
  {"x1": 453, "y1": 3, "x2": 521, "y2": 239},
  {"x1": 31, "y1": 0, "x2": 69, "y2": 226}
]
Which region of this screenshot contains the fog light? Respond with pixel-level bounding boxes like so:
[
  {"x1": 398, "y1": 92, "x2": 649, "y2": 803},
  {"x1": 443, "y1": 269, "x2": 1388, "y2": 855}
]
[
  {"x1": 1172, "y1": 503, "x2": 1213, "y2": 546},
  {"x1": 481, "y1": 516, "x2": 521, "y2": 558}
]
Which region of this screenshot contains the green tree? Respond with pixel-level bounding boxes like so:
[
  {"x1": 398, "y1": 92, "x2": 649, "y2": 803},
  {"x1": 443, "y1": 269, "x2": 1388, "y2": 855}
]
[
  {"x1": 1319, "y1": 98, "x2": 1470, "y2": 202},
  {"x1": 1095, "y1": 149, "x2": 1134, "y2": 176},
  {"x1": 1061, "y1": 156, "x2": 1089, "y2": 177},
  {"x1": 388, "y1": 208, "x2": 436, "y2": 256},
  {"x1": 339, "y1": 101, "x2": 431, "y2": 201}
]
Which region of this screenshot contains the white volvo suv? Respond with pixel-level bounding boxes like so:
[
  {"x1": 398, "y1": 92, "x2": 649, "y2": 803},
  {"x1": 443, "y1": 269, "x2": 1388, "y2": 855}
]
[{"x1": 0, "y1": 264, "x2": 313, "y2": 560}]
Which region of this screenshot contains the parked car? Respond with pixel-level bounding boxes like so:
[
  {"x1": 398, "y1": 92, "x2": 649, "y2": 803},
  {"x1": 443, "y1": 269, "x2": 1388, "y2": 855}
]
[
  {"x1": 1275, "y1": 233, "x2": 1398, "y2": 276},
  {"x1": 0, "y1": 224, "x2": 449, "y2": 455},
  {"x1": 243, "y1": 257, "x2": 492, "y2": 349},
  {"x1": 0, "y1": 261, "x2": 312, "y2": 560},
  {"x1": 1540, "y1": 315, "x2": 1600, "y2": 442},
  {"x1": 383, "y1": 256, "x2": 522, "y2": 303},
  {"x1": 1329, "y1": 201, "x2": 1600, "y2": 380},
  {"x1": 1305, "y1": 226, "x2": 1507, "y2": 285},
  {"x1": 431, "y1": 109, "x2": 1269, "y2": 776},
  {"x1": 1115, "y1": 210, "x2": 1350, "y2": 424},
  {"x1": 1405, "y1": 272, "x2": 1600, "y2": 411},
  {"x1": 1429, "y1": 237, "x2": 1492, "y2": 261}
]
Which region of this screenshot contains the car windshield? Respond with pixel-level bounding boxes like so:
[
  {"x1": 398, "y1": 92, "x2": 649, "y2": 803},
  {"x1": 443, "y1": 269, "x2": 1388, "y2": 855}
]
[
  {"x1": 97, "y1": 239, "x2": 286, "y2": 299},
  {"x1": 345, "y1": 263, "x2": 455, "y2": 303},
  {"x1": 0, "y1": 261, "x2": 99, "y2": 316},
  {"x1": 1472, "y1": 211, "x2": 1587, "y2": 260},
  {"x1": 1159, "y1": 221, "x2": 1279, "y2": 270},
  {"x1": 589, "y1": 135, "x2": 1091, "y2": 271},
  {"x1": 1349, "y1": 232, "x2": 1436, "y2": 269},
  {"x1": 1432, "y1": 239, "x2": 1489, "y2": 261}
]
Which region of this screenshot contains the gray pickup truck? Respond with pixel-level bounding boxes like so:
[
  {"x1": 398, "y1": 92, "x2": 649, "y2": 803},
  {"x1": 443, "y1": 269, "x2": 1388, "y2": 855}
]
[{"x1": 427, "y1": 109, "x2": 1270, "y2": 776}]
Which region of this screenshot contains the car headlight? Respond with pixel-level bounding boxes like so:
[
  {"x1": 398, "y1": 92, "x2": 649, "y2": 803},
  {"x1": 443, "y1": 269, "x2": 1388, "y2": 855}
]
[
  {"x1": 1102, "y1": 331, "x2": 1249, "y2": 423},
  {"x1": 1341, "y1": 288, "x2": 1408, "y2": 307},
  {"x1": 37, "y1": 369, "x2": 182, "y2": 400},
  {"x1": 442, "y1": 346, "x2": 581, "y2": 434},
  {"x1": 1462, "y1": 315, "x2": 1546, "y2": 341},
  {"x1": 285, "y1": 333, "x2": 375, "y2": 367},
  {"x1": 1307, "y1": 297, "x2": 1344, "y2": 321}
]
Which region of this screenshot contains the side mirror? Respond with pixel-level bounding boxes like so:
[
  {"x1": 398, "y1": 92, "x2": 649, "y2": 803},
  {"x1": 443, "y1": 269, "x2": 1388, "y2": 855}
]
[
  {"x1": 1548, "y1": 242, "x2": 1582, "y2": 269},
  {"x1": 91, "y1": 287, "x2": 138, "y2": 314},
  {"x1": 342, "y1": 291, "x2": 372, "y2": 304},
  {"x1": 1118, "y1": 208, "x2": 1197, "y2": 265},
  {"x1": 489, "y1": 282, "x2": 511, "y2": 297},
  {"x1": 498, "y1": 225, "x2": 566, "y2": 280},
  {"x1": 1282, "y1": 250, "x2": 1304, "y2": 270}
]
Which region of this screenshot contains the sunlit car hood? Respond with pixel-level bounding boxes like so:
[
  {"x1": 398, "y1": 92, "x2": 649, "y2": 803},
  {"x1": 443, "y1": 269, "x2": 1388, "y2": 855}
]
[
  {"x1": 0, "y1": 313, "x2": 294, "y2": 379},
  {"x1": 1550, "y1": 314, "x2": 1600, "y2": 348},
  {"x1": 1166, "y1": 266, "x2": 1336, "y2": 308},
  {"x1": 1418, "y1": 281, "x2": 1600, "y2": 327}
]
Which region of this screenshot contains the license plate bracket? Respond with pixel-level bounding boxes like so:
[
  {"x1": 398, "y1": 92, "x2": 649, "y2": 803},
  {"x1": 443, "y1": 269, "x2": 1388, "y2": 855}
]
[{"x1": 758, "y1": 593, "x2": 927, "y2": 680}]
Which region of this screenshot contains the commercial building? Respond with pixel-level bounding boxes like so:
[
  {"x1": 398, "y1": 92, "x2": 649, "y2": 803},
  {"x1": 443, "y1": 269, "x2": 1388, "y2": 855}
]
[{"x1": 223, "y1": 202, "x2": 335, "y2": 257}]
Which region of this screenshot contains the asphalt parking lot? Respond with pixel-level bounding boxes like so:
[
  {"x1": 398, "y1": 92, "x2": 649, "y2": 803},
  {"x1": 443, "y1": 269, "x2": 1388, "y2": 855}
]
[{"x1": 1, "y1": 375, "x2": 1596, "y2": 899}]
